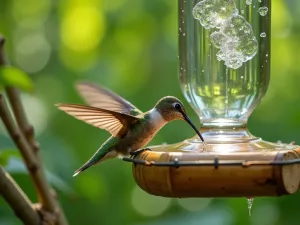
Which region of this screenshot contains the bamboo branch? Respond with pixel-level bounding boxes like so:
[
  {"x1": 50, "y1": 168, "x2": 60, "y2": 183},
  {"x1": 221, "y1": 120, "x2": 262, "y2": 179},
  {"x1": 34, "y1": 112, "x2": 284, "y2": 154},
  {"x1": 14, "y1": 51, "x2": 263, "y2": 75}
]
[
  {"x1": 0, "y1": 36, "x2": 68, "y2": 225},
  {"x1": 0, "y1": 166, "x2": 40, "y2": 225}
]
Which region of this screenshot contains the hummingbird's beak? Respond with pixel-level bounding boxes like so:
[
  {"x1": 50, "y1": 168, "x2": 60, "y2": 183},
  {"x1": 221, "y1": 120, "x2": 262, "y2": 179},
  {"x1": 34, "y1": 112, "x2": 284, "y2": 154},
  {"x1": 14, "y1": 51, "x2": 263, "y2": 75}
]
[{"x1": 182, "y1": 114, "x2": 205, "y2": 142}]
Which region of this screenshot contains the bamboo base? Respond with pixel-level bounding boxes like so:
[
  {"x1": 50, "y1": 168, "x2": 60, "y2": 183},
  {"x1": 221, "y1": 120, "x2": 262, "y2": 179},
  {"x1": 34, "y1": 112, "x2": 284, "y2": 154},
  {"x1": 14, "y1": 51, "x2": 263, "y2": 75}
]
[{"x1": 132, "y1": 140, "x2": 300, "y2": 198}]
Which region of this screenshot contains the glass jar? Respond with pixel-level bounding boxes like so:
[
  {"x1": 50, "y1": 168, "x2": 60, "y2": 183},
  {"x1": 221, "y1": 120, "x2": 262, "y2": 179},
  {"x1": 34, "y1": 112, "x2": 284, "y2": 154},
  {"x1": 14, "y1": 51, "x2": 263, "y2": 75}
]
[{"x1": 179, "y1": 0, "x2": 271, "y2": 143}]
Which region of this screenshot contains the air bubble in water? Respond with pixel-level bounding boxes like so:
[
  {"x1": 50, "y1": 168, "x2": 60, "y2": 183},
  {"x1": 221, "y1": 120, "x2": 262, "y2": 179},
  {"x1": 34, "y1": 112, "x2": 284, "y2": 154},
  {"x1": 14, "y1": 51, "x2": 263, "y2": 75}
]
[
  {"x1": 216, "y1": 15, "x2": 257, "y2": 69},
  {"x1": 246, "y1": 0, "x2": 252, "y2": 5},
  {"x1": 210, "y1": 32, "x2": 227, "y2": 48},
  {"x1": 260, "y1": 32, "x2": 266, "y2": 37},
  {"x1": 193, "y1": 0, "x2": 258, "y2": 69},
  {"x1": 192, "y1": 0, "x2": 238, "y2": 29},
  {"x1": 258, "y1": 6, "x2": 268, "y2": 16}
]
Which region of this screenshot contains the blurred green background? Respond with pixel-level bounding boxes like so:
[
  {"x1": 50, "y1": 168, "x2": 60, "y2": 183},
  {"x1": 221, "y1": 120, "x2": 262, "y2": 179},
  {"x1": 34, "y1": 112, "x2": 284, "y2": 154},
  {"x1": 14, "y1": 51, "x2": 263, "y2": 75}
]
[{"x1": 0, "y1": 0, "x2": 300, "y2": 224}]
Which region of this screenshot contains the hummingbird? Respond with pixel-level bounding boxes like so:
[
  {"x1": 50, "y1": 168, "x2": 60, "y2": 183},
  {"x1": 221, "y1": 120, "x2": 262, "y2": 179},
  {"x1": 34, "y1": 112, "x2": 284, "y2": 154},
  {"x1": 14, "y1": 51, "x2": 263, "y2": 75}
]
[{"x1": 56, "y1": 82, "x2": 204, "y2": 176}]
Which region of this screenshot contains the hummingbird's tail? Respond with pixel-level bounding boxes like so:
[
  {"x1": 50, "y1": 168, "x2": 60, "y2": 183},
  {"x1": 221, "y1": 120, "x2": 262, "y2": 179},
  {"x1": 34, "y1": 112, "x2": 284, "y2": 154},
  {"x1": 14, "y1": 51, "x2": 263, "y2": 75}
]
[
  {"x1": 73, "y1": 149, "x2": 118, "y2": 177},
  {"x1": 73, "y1": 159, "x2": 97, "y2": 177}
]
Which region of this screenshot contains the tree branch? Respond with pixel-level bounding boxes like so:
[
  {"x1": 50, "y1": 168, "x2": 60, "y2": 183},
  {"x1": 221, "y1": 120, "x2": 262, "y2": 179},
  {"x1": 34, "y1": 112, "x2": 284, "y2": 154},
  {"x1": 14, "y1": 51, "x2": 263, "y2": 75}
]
[
  {"x1": 0, "y1": 166, "x2": 40, "y2": 225},
  {"x1": 0, "y1": 93, "x2": 40, "y2": 174},
  {"x1": 5, "y1": 87, "x2": 39, "y2": 152},
  {"x1": 0, "y1": 35, "x2": 68, "y2": 225}
]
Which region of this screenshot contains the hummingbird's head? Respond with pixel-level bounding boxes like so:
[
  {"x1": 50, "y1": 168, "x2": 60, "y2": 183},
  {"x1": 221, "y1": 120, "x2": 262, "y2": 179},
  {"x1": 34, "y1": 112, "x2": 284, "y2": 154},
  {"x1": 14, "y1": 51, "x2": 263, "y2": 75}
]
[
  {"x1": 154, "y1": 96, "x2": 204, "y2": 142},
  {"x1": 154, "y1": 96, "x2": 187, "y2": 122}
]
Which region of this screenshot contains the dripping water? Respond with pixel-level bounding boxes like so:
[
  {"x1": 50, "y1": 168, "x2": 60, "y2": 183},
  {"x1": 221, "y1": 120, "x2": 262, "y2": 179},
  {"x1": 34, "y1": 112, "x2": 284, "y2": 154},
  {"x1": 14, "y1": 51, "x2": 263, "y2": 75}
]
[{"x1": 247, "y1": 197, "x2": 254, "y2": 216}]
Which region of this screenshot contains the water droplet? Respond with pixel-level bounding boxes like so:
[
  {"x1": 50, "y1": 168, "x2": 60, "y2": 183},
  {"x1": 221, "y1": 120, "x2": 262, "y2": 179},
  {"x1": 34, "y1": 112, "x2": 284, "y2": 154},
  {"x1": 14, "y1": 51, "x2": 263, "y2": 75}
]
[
  {"x1": 258, "y1": 6, "x2": 268, "y2": 16},
  {"x1": 241, "y1": 10, "x2": 244, "y2": 14},
  {"x1": 241, "y1": 76, "x2": 244, "y2": 78},
  {"x1": 183, "y1": 33, "x2": 186, "y2": 36},
  {"x1": 258, "y1": 0, "x2": 262, "y2": 2},
  {"x1": 247, "y1": 197, "x2": 254, "y2": 216},
  {"x1": 260, "y1": 32, "x2": 266, "y2": 37},
  {"x1": 266, "y1": 53, "x2": 268, "y2": 57},
  {"x1": 202, "y1": 69, "x2": 204, "y2": 72}
]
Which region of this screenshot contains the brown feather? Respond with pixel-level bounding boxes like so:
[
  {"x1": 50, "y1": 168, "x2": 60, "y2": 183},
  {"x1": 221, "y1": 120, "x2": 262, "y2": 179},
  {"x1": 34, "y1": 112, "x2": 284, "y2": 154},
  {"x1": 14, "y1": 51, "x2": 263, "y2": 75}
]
[
  {"x1": 56, "y1": 103, "x2": 138, "y2": 137},
  {"x1": 75, "y1": 82, "x2": 142, "y2": 116}
]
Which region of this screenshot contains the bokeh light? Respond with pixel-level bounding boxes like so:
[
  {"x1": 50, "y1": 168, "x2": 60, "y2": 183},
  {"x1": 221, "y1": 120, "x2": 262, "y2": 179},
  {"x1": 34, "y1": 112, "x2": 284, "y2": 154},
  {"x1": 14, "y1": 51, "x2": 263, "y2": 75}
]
[
  {"x1": 131, "y1": 185, "x2": 171, "y2": 217},
  {"x1": 21, "y1": 94, "x2": 49, "y2": 135},
  {"x1": 60, "y1": 6, "x2": 105, "y2": 52},
  {"x1": 177, "y1": 198, "x2": 212, "y2": 212},
  {"x1": 11, "y1": 0, "x2": 51, "y2": 28},
  {"x1": 13, "y1": 31, "x2": 51, "y2": 73}
]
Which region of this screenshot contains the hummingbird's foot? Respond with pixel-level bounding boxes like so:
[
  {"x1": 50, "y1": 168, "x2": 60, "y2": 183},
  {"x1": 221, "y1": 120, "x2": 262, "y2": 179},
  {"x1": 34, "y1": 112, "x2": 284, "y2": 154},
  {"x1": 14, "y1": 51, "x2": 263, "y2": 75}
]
[{"x1": 130, "y1": 148, "x2": 152, "y2": 158}]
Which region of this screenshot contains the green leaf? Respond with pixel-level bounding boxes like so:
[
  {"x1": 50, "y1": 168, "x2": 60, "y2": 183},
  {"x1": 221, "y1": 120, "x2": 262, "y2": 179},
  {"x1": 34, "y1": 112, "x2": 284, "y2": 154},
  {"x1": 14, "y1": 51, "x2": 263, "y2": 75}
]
[
  {"x1": 0, "y1": 66, "x2": 34, "y2": 92},
  {"x1": 0, "y1": 149, "x2": 22, "y2": 166}
]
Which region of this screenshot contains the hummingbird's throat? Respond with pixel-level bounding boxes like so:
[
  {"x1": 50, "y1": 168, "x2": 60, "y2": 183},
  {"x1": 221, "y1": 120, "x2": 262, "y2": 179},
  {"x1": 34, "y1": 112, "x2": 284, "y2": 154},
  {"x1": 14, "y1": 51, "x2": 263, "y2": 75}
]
[{"x1": 149, "y1": 109, "x2": 167, "y2": 127}]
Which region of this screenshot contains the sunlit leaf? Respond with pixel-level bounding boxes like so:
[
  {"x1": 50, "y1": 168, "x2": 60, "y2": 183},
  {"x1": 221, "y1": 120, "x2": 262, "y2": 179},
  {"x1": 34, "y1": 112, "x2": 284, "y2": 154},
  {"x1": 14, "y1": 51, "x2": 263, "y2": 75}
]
[
  {"x1": 0, "y1": 66, "x2": 34, "y2": 92},
  {"x1": 0, "y1": 149, "x2": 22, "y2": 167}
]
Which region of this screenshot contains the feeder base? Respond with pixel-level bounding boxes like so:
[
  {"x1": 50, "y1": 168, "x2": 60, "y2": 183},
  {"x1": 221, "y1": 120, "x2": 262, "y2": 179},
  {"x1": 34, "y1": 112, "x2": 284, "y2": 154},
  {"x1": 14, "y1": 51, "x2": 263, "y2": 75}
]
[{"x1": 131, "y1": 135, "x2": 300, "y2": 198}]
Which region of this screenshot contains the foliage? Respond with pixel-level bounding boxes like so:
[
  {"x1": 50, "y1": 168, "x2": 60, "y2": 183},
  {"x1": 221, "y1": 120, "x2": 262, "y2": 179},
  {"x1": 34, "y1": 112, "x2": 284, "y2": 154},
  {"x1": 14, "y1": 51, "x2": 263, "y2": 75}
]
[
  {"x1": 0, "y1": 0, "x2": 300, "y2": 225},
  {"x1": 0, "y1": 66, "x2": 33, "y2": 92}
]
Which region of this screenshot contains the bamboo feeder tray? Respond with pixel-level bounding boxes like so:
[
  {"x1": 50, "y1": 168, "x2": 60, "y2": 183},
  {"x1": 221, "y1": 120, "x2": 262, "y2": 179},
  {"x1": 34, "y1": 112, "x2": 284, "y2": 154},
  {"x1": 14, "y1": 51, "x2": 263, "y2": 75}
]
[{"x1": 126, "y1": 141, "x2": 300, "y2": 198}]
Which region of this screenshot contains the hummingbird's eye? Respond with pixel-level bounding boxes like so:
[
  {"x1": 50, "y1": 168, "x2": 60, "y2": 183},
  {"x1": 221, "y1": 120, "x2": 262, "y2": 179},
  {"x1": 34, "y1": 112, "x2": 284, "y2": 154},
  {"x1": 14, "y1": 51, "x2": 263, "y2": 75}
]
[{"x1": 174, "y1": 103, "x2": 181, "y2": 110}]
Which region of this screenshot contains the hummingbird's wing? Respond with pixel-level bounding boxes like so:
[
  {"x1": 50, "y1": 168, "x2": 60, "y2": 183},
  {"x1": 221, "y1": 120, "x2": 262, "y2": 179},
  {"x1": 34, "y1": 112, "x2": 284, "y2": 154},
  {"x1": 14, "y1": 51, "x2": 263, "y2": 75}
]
[
  {"x1": 75, "y1": 82, "x2": 142, "y2": 116},
  {"x1": 56, "y1": 103, "x2": 138, "y2": 137}
]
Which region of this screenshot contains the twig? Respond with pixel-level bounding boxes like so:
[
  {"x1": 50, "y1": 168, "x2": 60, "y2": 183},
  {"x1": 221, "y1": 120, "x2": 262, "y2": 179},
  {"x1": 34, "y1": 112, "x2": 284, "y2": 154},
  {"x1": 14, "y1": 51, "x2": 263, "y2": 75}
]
[
  {"x1": 0, "y1": 165, "x2": 40, "y2": 225},
  {"x1": 5, "y1": 87, "x2": 39, "y2": 152},
  {"x1": 0, "y1": 36, "x2": 68, "y2": 224},
  {"x1": 0, "y1": 94, "x2": 40, "y2": 173}
]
